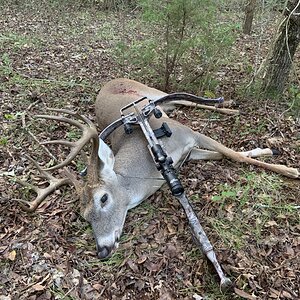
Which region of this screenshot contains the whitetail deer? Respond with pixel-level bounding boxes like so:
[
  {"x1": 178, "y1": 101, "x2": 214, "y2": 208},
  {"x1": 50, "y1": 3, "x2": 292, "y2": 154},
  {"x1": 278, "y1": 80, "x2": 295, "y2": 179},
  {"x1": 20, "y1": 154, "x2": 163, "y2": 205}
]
[{"x1": 17, "y1": 78, "x2": 299, "y2": 262}]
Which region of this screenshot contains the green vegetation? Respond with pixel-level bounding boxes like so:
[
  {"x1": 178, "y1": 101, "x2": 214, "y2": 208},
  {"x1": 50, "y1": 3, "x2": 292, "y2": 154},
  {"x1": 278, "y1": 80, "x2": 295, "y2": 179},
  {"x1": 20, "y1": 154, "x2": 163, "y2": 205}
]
[
  {"x1": 211, "y1": 172, "x2": 282, "y2": 207},
  {"x1": 210, "y1": 172, "x2": 298, "y2": 250},
  {"x1": 116, "y1": 0, "x2": 237, "y2": 92},
  {"x1": 0, "y1": 32, "x2": 42, "y2": 49},
  {"x1": 0, "y1": 137, "x2": 8, "y2": 146}
]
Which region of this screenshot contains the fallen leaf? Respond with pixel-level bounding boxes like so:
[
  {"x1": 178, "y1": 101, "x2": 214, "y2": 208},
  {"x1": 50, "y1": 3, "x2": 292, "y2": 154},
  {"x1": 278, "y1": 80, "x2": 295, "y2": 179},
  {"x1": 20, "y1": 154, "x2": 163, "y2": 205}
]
[
  {"x1": 234, "y1": 287, "x2": 257, "y2": 299},
  {"x1": 127, "y1": 259, "x2": 139, "y2": 272},
  {"x1": 281, "y1": 290, "x2": 293, "y2": 299},
  {"x1": 165, "y1": 244, "x2": 177, "y2": 258},
  {"x1": 32, "y1": 284, "x2": 45, "y2": 291},
  {"x1": 92, "y1": 283, "x2": 103, "y2": 291},
  {"x1": 0, "y1": 296, "x2": 11, "y2": 300},
  {"x1": 137, "y1": 255, "x2": 147, "y2": 264},
  {"x1": 265, "y1": 220, "x2": 278, "y2": 227},
  {"x1": 7, "y1": 250, "x2": 16, "y2": 261},
  {"x1": 43, "y1": 252, "x2": 52, "y2": 259}
]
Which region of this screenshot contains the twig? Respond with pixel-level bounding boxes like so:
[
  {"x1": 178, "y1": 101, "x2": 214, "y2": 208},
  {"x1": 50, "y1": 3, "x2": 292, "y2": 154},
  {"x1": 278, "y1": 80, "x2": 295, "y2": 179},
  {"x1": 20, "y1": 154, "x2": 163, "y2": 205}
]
[
  {"x1": 20, "y1": 273, "x2": 51, "y2": 292},
  {"x1": 255, "y1": 203, "x2": 300, "y2": 209},
  {"x1": 26, "y1": 99, "x2": 41, "y2": 111}
]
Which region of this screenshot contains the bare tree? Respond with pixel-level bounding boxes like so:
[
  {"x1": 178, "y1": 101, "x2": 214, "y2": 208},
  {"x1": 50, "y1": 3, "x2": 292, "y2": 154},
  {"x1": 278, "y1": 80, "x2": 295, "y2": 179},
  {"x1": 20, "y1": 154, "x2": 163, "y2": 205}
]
[
  {"x1": 243, "y1": 0, "x2": 257, "y2": 34},
  {"x1": 262, "y1": 0, "x2": 300, "y2": 96}
]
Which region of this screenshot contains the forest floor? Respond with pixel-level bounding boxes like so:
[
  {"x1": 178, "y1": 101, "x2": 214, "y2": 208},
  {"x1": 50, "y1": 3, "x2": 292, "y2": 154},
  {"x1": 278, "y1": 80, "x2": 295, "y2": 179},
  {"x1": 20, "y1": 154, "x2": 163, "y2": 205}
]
[{"x1": 0, "y1": 2, "x2": 299, "y2": 300}]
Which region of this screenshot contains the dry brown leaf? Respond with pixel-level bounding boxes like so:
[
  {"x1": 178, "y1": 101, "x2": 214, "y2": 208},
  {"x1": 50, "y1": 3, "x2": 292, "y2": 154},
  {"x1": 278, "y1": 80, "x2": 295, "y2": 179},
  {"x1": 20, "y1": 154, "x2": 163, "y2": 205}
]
[
  {"x1": 269, "y1": 288, "x2": 280, "y2": 298},
  {"x1": 165, "y1": 244, "x2": 178, "y2": 258},
  {"x1": 137, "y1": 255, "x2": 147, "y2": 264},
  {"x1": 43, "y1": 252, "x2": 52, "y2": 259},
  {"x1": 7, "y1": 250, "x2": 16, "y2": 261},
  {"x1": 31, "y1": 284, "x2": 45, "y2": 291},
  {"x1": 234, "y1": 287, "x2": 257, "y2": 299},
  {"x1": 286, "y1": 245, "x2": 294, "y2": 256},
  {"x1": 281, "y1": 290, "x2": 293, "y2": 299},
  {"x1": 265, "y1": 220, "x2": 278, "y2": 227},
  {"x1": 92, "y1": 283, "x2": 103, "y2": 291},
  {"x1": 127, "y1": 259, "x2": 139, "y2": 272},
  {"x1": 144, "y1": 260, "x2": 162, "y2": 273}
]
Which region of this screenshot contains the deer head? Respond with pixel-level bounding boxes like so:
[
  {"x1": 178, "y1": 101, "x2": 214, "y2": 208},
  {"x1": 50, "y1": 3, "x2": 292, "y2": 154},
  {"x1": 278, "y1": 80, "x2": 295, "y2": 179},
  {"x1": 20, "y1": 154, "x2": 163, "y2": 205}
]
[
  {"x1": 80, "y1": 139, "x2": 131, "y2": 259},
  {"x1": 16, "y1": 109, "x2": 130, "y2": 259}
]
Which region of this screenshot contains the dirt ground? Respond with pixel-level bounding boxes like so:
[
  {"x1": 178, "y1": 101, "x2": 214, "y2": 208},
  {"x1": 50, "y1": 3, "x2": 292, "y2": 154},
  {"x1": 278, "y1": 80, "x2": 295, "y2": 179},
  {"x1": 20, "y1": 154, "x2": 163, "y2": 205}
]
[{"x1": 0, "y1": 2, "x2": 299, "y2": 300}]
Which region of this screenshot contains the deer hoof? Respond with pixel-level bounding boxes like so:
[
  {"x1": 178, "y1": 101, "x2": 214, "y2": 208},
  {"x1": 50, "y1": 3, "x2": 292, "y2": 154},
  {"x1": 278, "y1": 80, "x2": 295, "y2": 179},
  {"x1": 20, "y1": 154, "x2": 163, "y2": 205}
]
[{"x1": 271, "y1": 148, "x2": 280, "y2": 156}]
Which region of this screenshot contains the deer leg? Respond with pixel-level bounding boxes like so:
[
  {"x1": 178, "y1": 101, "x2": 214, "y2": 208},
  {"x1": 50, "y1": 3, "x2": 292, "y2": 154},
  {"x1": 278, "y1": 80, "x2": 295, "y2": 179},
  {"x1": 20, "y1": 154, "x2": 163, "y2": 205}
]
[
  {"x1": 187, "y1": 147, "x2": 274, "y2": 161},
  {"x1": 187, "y1": 149, "x2": 223, "y2": 161},
  {"x1": 193, "y1": 133, "x2": 299, "y2": 179}
]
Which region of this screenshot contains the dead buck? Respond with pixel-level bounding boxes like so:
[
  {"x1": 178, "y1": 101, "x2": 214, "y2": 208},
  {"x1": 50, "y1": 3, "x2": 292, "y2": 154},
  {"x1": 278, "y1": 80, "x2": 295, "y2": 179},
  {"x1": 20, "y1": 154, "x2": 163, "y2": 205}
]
[{"x1": 16, "y1": 78, "x2": 299, "y2": 262}]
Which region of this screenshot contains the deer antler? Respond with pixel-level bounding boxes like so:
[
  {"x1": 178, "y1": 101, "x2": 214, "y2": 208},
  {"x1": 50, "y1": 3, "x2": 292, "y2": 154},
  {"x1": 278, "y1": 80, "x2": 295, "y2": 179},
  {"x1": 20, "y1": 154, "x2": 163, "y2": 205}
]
[
  {"x1": 36, "y1": 109, "x2": 98, "y2": 167},
  {"x1": 13, "y1": 156, "x2": 73, "y2": 212},
  {"x1": 13, "y1": 109, "x2": 101, "y2": 212},
  {"x1": 35, "y1": 108, "x2": 100, "y2": 185}
]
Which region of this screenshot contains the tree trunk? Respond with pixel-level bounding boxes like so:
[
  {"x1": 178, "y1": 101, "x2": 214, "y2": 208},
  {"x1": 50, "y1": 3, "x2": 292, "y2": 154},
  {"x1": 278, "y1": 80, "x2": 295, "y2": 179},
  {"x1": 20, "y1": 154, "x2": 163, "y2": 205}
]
[
  {"x1": 263, "y1": 0, "x2": 300, "y2": 96},
  {"x1": 243, "y1": 0, "x2": 257, "y2": 35}
]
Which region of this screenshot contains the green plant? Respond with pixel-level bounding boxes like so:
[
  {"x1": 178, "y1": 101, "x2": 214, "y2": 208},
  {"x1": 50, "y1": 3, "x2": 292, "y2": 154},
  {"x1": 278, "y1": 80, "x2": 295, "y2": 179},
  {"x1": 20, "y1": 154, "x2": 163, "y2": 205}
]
[
  {"x1": 0, "y1": 137, "x2": 8, "y2": 146},
  {"x1": 116, "y1": 0, "x2": 236, "y2": 92},
  {"x1": 0, "y1": 53, "x2": 13, "y2": 76},
  {"x1": 67, "y1": 130, "x2": 82, "y2": 141},
  {"x1": 212, "y1": 172, "x2": 282, "y2": 207},
  {"x1": 209, "y1": 172, "x2": 289, "y2": 249},
  {"x1": 0, "y1": 32, "x2": 41, "y2": 50}
]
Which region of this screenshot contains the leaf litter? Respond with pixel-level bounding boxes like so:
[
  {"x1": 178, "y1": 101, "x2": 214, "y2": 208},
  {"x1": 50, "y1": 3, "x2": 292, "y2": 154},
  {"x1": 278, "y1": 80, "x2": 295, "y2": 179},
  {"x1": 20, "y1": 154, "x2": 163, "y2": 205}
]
[{"x1": 0, "y1": 2, "x2": 299, "y2": 300}]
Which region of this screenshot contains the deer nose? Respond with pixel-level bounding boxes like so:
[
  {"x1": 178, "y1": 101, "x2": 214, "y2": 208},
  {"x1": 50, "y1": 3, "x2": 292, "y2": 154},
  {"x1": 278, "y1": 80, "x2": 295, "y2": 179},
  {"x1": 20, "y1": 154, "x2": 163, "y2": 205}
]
[{"x1": 97, "y1": 246, "x2": 112, "y2": 259}]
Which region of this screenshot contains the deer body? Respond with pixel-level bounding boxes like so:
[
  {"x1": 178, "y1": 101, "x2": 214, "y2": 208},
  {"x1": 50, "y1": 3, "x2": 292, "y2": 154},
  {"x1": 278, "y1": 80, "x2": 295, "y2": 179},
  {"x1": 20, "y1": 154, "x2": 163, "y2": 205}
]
[
  {"x1": 92, "y1": 79, "x2": 200, "y2": 257},
  {"x1": 20, "y1": 78, "x2": 299, "y2": 260}
]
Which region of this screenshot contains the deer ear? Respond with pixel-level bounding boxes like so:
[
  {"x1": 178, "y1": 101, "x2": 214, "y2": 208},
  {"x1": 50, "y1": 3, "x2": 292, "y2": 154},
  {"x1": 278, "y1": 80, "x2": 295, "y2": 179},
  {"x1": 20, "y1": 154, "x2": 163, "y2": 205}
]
[{"x1": 98, "y1": 138, "x2": 115, "y2": 178}]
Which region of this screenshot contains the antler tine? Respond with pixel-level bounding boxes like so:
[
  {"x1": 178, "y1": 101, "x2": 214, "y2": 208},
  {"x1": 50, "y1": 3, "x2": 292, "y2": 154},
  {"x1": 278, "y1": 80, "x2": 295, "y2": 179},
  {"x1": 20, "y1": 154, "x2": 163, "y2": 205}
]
[
  {"x1": 35, "y1": 115, "x2": 88, "y2": 131},
  {"x1": 25, "y1": 155, "x2": 57, "y2": 180},
  {"x1": 41, "y1": 126, "x2": 98, "y2": 171},
  {"x1": 12, "y1": 155, "x2": 72, "y2": 212},
  {"x1": 39, "y1": 108, "x2": 96, "y2": 129},
  {"x1": 34, "y1": 109, "x2": 99, "y2": 172},
  {"x1": 52, "y1": 108, "x2": 96, "y2": 128},
  {"x1": 41, "y1": 140, "x2": 74, "y2": 147}
]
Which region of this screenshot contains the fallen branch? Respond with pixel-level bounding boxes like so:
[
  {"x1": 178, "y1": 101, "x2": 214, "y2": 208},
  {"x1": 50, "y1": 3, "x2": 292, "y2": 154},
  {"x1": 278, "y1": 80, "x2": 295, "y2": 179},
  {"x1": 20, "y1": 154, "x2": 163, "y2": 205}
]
[
  {"x1": 174, "y1": 100, "x2": 239, "y2": 115},
  {"x1": 190, "y1": 103, "x2": 239, "y2": 115}
]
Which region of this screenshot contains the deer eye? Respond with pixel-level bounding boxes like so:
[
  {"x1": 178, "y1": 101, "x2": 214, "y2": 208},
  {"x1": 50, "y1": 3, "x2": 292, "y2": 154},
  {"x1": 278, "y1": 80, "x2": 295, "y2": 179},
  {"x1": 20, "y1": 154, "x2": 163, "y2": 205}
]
[{"x1": 100, "y1": 194, "x2": 108, "y2": 205}]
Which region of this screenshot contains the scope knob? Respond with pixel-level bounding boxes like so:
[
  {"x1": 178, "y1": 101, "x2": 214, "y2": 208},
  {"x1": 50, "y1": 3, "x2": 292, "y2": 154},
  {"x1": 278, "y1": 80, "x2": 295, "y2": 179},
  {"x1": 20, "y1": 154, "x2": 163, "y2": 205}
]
[
  {"x1": 124, "y1": 123, "x2": 133, "y2": 134},
  {"x1": 154, "y1": 108, "x2": 162, "y2": 119},
  {"x1": 166, "y1": 157, "x2": 173, "y2": 164}
]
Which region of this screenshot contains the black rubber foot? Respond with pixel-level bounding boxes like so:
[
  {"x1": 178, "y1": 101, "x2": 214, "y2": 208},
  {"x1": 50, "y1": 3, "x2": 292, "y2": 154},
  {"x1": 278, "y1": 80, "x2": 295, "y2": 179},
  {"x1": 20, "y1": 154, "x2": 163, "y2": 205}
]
[
  {"x1": 271, "y1": 148, "x2": 280, "y2": 156},
  {"x1": 220, "y1": 278, "x2": 234, "y2": 292}
]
